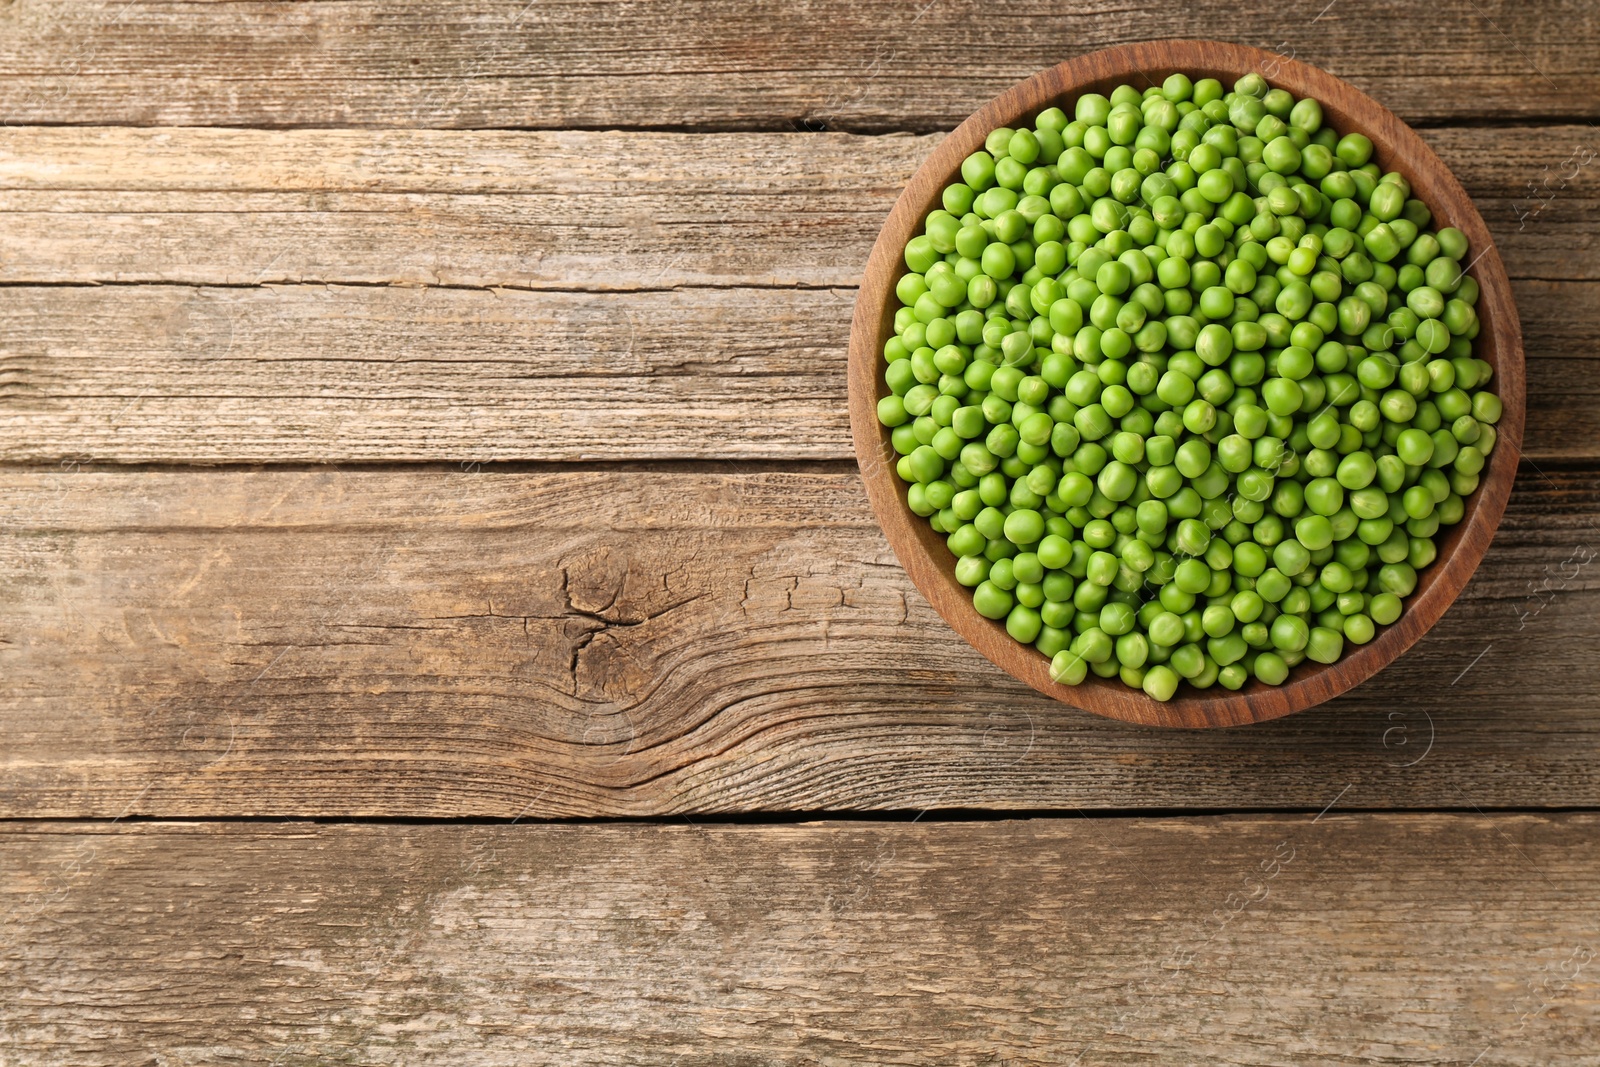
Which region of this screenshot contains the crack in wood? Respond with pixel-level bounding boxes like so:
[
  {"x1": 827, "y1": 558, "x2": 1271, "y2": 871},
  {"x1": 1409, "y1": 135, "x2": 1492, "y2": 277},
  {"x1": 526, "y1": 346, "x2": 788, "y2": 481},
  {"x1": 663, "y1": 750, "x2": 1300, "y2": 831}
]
[{"x1": 550, "y1": 564, "x2": 710, "y2": 697}]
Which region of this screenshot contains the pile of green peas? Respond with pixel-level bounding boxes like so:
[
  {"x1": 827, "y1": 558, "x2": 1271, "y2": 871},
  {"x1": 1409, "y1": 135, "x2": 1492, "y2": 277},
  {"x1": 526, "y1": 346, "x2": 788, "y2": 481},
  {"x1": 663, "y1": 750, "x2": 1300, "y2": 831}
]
[{"x1": 877, "y1": 71, "x2": 1502, "y2": 702}]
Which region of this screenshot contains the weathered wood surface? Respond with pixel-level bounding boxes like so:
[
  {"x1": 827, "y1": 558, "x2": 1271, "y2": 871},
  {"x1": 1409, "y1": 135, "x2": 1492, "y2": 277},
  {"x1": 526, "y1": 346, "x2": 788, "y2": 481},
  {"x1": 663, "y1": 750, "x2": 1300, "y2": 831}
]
[
  {"x1": 6, "y1": 280, "x2": 1592, "y2": 463},
  {"x1": 0, "y1": 5, "x2": 1596, "y2": 1062},
  {"x1": 0, "y1": 284, "x2": 855, "y2": 462},
  {"x1": 0, "y1": 127, "x2": 1594, "y2": 462},
  {"x1": 3, "y1": 816, "x2": 1597, "y2": 1065},
  {"x1": 1, "y1": 0, "x2": 1597, "y2": 131},
  {"x1": 3, "y1": 466, "x2": 1595, "y2": 818},
  {"x1": 0, "y1": 128, "x2": 919, "y2": 289},
  {"x1": 0, "y1": 126, "x2": 1593, "y2": 285}
]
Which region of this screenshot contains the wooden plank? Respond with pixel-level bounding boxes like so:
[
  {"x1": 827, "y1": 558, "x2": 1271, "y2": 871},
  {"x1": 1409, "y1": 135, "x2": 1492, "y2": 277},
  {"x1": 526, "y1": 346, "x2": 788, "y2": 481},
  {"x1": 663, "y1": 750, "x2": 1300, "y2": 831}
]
[
  {"x1": 0, "y1": 1, "x2": 1596, "y2": 130},
  {"x1": 1, "y1": 278, "x2": 1593, "y2": 463},
  {"x1": 0, "y1": 126, "x2": 1593, "y2": 463},
  {"x1": 3, "y1": 467, "x2": 1597, "y2": 818},
  {"x1": 0, "y1": 126, "x2": 1592, "y2": 287},
  {"x1": 2, "y1": 816, "x2": 1596, "y2": 1064},
  {"x1": 0, "y1": 284, "x2": 857, "y2": 462},
  {"x1": 0, "y1": 128, "x2": 927, "y2": 290},
  {"x1": 1420, "y1": 126, "x2": 1600, "y2": 281}
]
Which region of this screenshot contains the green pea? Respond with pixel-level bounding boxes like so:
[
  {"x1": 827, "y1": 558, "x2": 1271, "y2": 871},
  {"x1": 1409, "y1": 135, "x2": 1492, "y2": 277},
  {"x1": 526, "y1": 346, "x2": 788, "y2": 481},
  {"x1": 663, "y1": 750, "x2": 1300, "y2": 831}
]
[
  {"x1": 1304, "y1": 625, "x2": 1344, "y2": 664},
  {"x1": 1232, "y1": 541, "x2": 1267, "y2": 578},
  {"x1": 1401, "y1": 485, "x2": 1434, "y2": 521},
  {"x1": 1367, "y1": 592, "x2": 1401, "y2": 625},
  {"x1": 1262, "y1": 135, "x2": 1302, "y2": 175},
  {"x1": 1304, "y1": 477, "x2": 1344, "y2": 516},
  {"x1": 1170, "y1": 558, "x2": 1209, "y2": 594},
  {"x1": 1098, "y1": 459, "x2": 1139, "y2": 501},
  {"x1": 1050, "y1": 649, "x2": 1089, "y2": 685},
  {"x1": 1137, "y1": 664, "x2": 1176, "y2": 701},
  {"x1": 1473, "y1": 392, "x2": 1503, "y2": 424},
  {"x1": 1415, "y1": 318, "x2": 1451, "y2": 354},
  {"x1": 1262, "y1": 377, "x2": 1303, "y2": 416},
  {"x1": 1396, "y1": 427, "x2": 1435, "y2": 466},
  {"x1": 1250, "y1": 651, "x2": 1286, "y2": 685},
  {"x1": 1269, "y1": 614, "x2": 1309, "y2": 652},
  {"x1": 973, "y1": 581, "x2": 1014, "y2": 620}
]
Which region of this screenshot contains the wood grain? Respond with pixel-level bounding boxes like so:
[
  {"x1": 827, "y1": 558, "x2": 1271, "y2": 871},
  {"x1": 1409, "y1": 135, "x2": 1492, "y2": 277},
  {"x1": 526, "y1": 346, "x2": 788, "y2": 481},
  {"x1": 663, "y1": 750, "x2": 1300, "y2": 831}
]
[
  {"x1": 0, "y1": 5, "x2": 1593, "y2": 1054},
  {"x1": 0, "y1": 128, "x2": 925, "y2": 290},
  {"x1": 849, "y1": 41, "x2": 1525, "y2": 726},
  {"x1": 6, "y1": 279, "x2": 1592, "y2": 464},
  {"x1": 0, "y1": 284, "x2": 860, "y2": 462},
  {"x1": 0, "y1": 125, "x2": 1591, "y2": 463},
  {"x1": 0, "y1": 0, "x2": 1597, "y2": 130},
  {"x1": 3, "y1": 466, "x2": 1596, "y2": 817},
  {"x1": 2, "y1": 816, "x2": 1597, "y2": 1064},
  {"x1": 0, "y1": 126, "x2": 1593, "y2": 286}
]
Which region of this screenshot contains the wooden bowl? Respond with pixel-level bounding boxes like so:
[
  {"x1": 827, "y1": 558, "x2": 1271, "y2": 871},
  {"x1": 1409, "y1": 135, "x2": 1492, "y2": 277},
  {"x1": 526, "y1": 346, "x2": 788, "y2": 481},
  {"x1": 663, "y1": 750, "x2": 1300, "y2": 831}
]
[{"x1": 848, "y1": 40, "x2": 1525, "y2": 728}]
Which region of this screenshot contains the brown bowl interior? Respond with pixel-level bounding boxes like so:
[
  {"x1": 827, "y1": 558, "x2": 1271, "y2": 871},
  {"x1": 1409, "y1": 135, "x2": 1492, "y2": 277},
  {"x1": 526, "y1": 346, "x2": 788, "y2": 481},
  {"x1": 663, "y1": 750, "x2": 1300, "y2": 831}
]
[{"x1": 848, "y1": 40, "x2": 1526, "y2": 728}]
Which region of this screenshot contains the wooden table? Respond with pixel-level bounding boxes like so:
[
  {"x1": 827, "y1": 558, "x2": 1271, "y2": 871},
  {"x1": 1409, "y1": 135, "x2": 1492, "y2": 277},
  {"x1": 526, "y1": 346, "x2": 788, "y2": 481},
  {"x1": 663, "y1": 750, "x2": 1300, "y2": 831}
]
[{"x1": 2, "y1": 2, "x2": 1597, "y2": 1062}]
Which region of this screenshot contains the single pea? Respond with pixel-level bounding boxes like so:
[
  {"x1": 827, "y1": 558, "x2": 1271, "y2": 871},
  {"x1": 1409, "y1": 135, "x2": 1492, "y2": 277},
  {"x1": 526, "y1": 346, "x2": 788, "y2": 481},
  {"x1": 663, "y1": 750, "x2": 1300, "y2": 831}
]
[
  {"x1": 1262, "y1": 377, "x2": 1303, "y2": 416},
  {"x1": 1401, "y1": 485, "x2": 1435, "y2": 521},
  {"x1": 1231, "y1": 540, "x2": 1267, "y2": 578},
  {"x1": 1473, "y1": 392, "x2": 1503, "y2": 424},
  {"x1": 972, "y1": 581, "x2": 1014, "y2": 620},
  {"x1": 1160, "y1": 72, "x2": 1194, "y2": 102},
  {"x1": 1455, "y1": 445, "x2": 1485, "y2": 476},
  {"x1": 1254, "y1": 651, "x2": 1290, "y2": 685},
  {"x1": 1416, "y1": 318, "x2": 1452, "y2": 355},
  {"x1": 1305, "y1": 625, "x2": 1344, "y2": 664},
  {"x1": 1232, "y1": 404, "x2": 1269, "y2": 439},
  {"x1": 1168, "y1": 643, "x2": 1206, "y2": 679},
  {"x1": 954, "y1": 554, "x2": 990, "y2": 587},
  {"x1": 1216, "y1": 434, "x2": 1254, "y2": 473},
  {"x1": 1172, "y1": 558, "x2": 1211, "y2": 594},
  {"x1": 908, "y1": 445, "x2": 946, "y2": 484},
  {"x1": 1199, "y1": 285, "x2": 1235, "y2": 319},
  {"x1": 1339, "y1": 611, "x2": 1375, "y2": 644},
  {"x1": 1270, "y1": 613, "x2": 1310, "y2": 652},
  {"x1": 1175, "y1": 438, "x2": 1212, "y2": 479},
  {"x1": 1295, "y1": 514, "x2": 1335, "y2": 551},
  {"x1": 1072, "y1": 627, "x2": 1115, "y2": 667},
  {"x1": 1095, "y1": 459, "x2": 1137, "y2": 502},
  {"x1": 1003, "y1": 508, "x2": 1045, "y2": 545},
  {"x1": 1050, "y1": 649, "x2": 1089, "y2": 685},
  {"x1": 1396, "y1": 427, "x2": 1435, "y2": 466},
  {"x1": 1006, "y1": 604, "x2": 1043, "y2": 643},
  {"x1": 1141, "y1": 610, "x2": 1181, "y2": 648},
  {"x1": 1097, "y1": 601, "x2": 1136, "y2": 638},
  {"x1": 1175, "y1": 516, "x2": 1212, "y2": 556},
  {"x1": 1122, "y1": 539, "x2": 1156, "y2": 573},
  {"x1": 1201, "y1": 604, "x2": 1236, "y2": 639},
  {"x1": 1212, "y1": 662, "x2": 1246, "y2": 690},
  {"x1": 1007, "y1": 128, "x2": 1041, "y2": 164},
  {"x1": 1262, "y1": 135, "x2": 1302, "y2": 175},
  {"x1": 1368, "y1": 591, "x2": 1402, "y2": 625},
  {"x1": 980, "y1": 241, "x2": 1016, "y2": 279},
  {"x1": 1377, "y1": 562, "x2": 1418, "y2": 597},
  {"x1": 1436, "y1": 227, "x2": 1469, "y2": 261},
  {"x1": 1336, "y1": 451, "x2": 1377, "y2": 490},
  {"x1": 1141, "y1": 664, "x2": 1179, "y2": 701}
]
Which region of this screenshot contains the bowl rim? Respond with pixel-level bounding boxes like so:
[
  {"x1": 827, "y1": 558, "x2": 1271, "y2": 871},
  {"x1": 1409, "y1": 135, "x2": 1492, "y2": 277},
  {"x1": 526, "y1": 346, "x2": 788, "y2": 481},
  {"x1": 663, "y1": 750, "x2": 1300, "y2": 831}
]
[{"x1": 847, "y1": 39, "x2": 1526, "y2": 729}]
